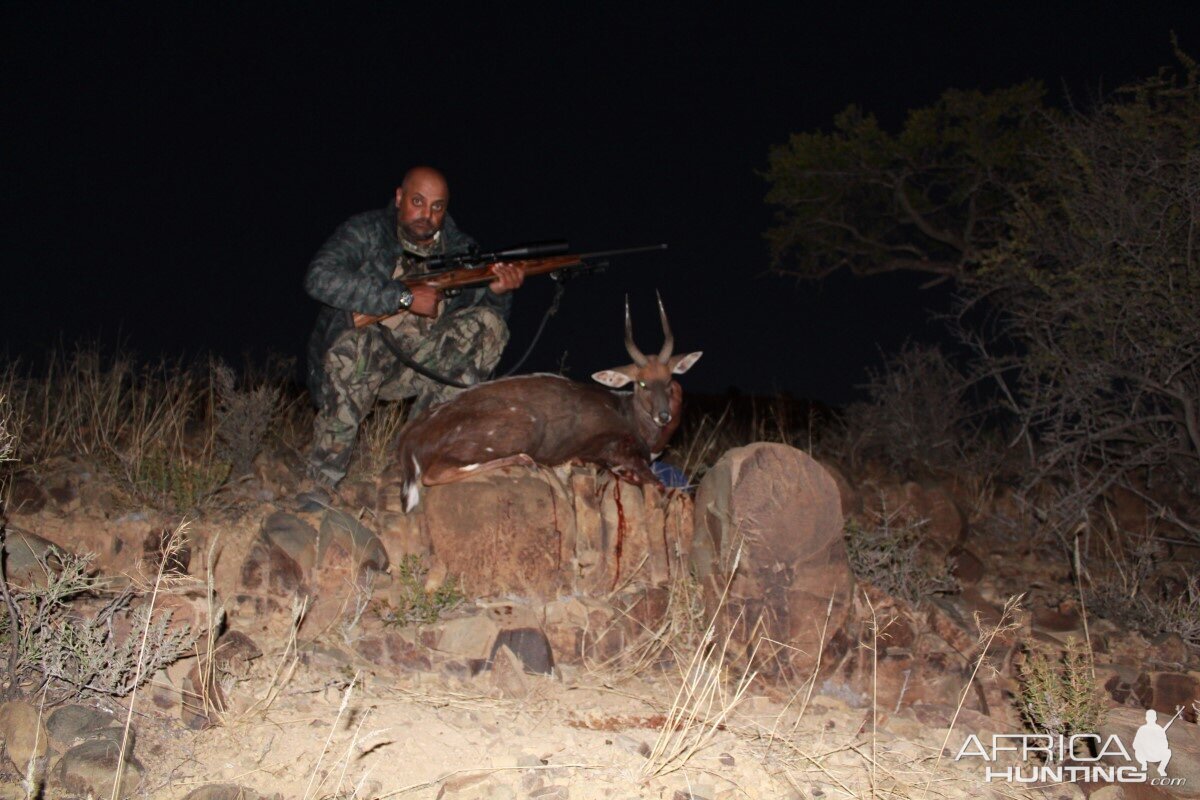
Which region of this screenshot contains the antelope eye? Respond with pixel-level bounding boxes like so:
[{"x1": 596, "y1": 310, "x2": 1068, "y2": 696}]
[{"x1": 638, "y1": 380, "x2": 646, "y2": 389}]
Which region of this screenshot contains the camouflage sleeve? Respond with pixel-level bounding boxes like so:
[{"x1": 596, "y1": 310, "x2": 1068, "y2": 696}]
[{"x1": 303, "y1": 218, "x2": 408, "y2": 316}]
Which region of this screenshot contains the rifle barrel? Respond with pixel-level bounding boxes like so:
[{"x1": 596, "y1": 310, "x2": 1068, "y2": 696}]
[{"x1": 578, "y1": 243, "x2": 668, "y2": 259}]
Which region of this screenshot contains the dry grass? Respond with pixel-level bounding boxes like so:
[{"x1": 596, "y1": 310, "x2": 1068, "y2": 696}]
[{"x1": 1, "y1": 345, "x2": 296, "y2": 514}]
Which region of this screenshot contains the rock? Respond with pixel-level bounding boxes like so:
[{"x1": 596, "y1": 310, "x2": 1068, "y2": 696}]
[
  {"x1": 1132, "y1": 672, "x2": 1199, "y2": 723},
  {"x1": 691, "y1": 443, "x2": 853, "y2": 678},
  {"x1": 178, "y1": 630, "x2": 262, "y2": 728},
  {"x1": 542, "y1": 596, "x2": 625, "y2": 665},
  {"x1": 337, "y1": 477, "x2": 378, "y2": 510},
  {"x1": 1100, "y1": 707, "x2": 1200, "y2": 797},
  {"x1": 489, "y1": 627, "x2": 554, "y2": 675},
  {"x1": 54, "y1": 738, "x2": 143, "y2": 798},
  {"x1": 182, "y1": 784, "x2": 278, "y2": 800},
  {"x1": 352, "y1": 631, "x2": 432, "y2": 671},
  {"x1": 239, "y1": 536, "x2": 307, "y2": 597},
  {"x1": 45, "y1": 704, "x2": 122, "y2": 751},
  {"x1": 319, "y1": 508, "x2": 388, "y2": 572},
  {"x1": 421, "y1": 467, "x2": 572, "y2": 599},
  {"x1": 528, "y1": 786, "x2": 568, "y2": 800},
  {"x1": 436, "y1": 615, "x2": 500, "y2": 660},
  {"x1": 818, "y1": 460, "x2": 860, "y2": 516},
  {"x1": 142, "y1": 527, "x2": 192, "y2": 575},
  {"x1": 7, "y1": 476, "x2": 47, "y2": 514},
  {"x1": 377, "y1": 463, "x2": 693, "y2": 602},
  {"x1": 0, "y1": 529, "x2": 66, "y2": 586},
  {"x1": 261, "y1": 511, "x2": 319, "y2": 572},
  {"x1": 46, "y1": 473, "x2": 80, "y2": 514},
  {"x1": 490, "y1": 645, "x2": 531, "y2": 698},
  {"x1": 0, "y1": 701, "x2": 48, "y2": 773},
  {"x1": 950, "y1": 546, "x2": 985, "y2": 586},
  {"x1": 1032, "y1": 605, "x2": 1083, "y2": 634},
  {"x1": 1147, "y1": 633, "x2": 1190, "y2": 668}
]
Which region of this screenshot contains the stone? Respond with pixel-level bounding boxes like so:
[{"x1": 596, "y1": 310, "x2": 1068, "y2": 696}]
[
  {"x1": 691, "y1": 443, "x2": 853, "y2": 679},
  {"x1": 1132, "y1": 672, "x2": 1199, "y2": 723},
  {"x1": 319, "y1": 508, "x2": 388, "y2": 573},
  {"x1": 436, "y1": 615, "x2": 500, "y2": 660},
  {"x1": 45, "y1": 704, "x2": 122, "y2": 751},
  {"x1": 0, "y1": 701, "x2": 48, "y2": 773},
  {"x1": 422, "y1": 467, "x2": 572, "y2": 599},
  {"x1": 490, "y1": 645, "x2": 531, "y2": 699},
  {"x1": 950, "y1": 546, "x2": 984, "y2": 586},
  {"x1": 0, "y1": 529, "x2": 67, "y2": 586},
  {"x1": 542, "y1": 596, "x2": 625, "y2": 666},
  {"x1": 54, "y1": 738, "x2": 143, "y2": 798},
  {"x1": 46, "y1": 473, "x2": 80, "y2": 514},
  {"x1": 261, "y1": 511, "x2": 319, "y2": 572},
  {"x1": 142, "y1": 527, "x2": 192, "y2": 575},
  {"x1": 489, "y1": 627, "x2": 554, "y2": 675},
  {"x1": 239, "y1": 537, "x2": 307, "y2": 596},
  {"x1": 181, "y1": 785, "x2": 275, "y2": 800},
  {"x1": 7, "y1": 476, "x2": 47, "y2": 514}
]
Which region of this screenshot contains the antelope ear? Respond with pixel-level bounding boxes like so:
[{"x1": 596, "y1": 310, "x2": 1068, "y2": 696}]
[
  {"x1": 669, "y1": 351, "x2": 703, "y2": 375},
  {"x1": 592, "y1": 369, "x2": 635, "y2": 388}
]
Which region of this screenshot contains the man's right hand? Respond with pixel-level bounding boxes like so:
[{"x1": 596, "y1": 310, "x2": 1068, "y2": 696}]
[{"x1": 408, "y1": 285, "x2": 441, "y2": 318}]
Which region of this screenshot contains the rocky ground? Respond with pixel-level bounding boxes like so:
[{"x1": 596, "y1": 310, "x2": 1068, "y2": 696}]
[{"x1": 1, "y1": 443, "x2": 1197, "y2": 799}]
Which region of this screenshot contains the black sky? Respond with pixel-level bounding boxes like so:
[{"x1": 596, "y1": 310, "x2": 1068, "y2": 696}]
[{"x1": 3, "y1": 3, "x2": 1196, "y2": 404}]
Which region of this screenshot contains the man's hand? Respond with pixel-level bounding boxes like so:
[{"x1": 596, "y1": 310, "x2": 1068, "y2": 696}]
[
  {"x1": 408, "y1": 285, "x2": 442, "y2": 318},
  {"x1": 488, "y1": 262, "x2": 526, "y2": 295}
]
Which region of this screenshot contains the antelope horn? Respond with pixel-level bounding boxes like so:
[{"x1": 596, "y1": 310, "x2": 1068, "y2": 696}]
[
  {"x1": 656, "y1": 291, "x2": 674, "y2": 363},
  {"x1": 624, "y1": 296, "x2": 648, "y2": 366}
]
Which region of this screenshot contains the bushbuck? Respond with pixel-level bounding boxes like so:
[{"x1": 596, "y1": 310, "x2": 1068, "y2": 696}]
[{"x1": 393, "y1": 296, "x2": 701, "y2": 511}]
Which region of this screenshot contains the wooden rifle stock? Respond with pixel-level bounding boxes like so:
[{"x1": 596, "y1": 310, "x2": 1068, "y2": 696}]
[
  {"x1": 351, "y1": 254, "x2": 585, "y2": 329},
  {"x1": 349, "y1": 244, "x2": 666, "y2": 329}
]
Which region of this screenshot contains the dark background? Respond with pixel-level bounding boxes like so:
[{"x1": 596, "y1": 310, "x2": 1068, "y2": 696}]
[{"x1": 3, "y1": 4, "x2": 1196, "y2": 404}]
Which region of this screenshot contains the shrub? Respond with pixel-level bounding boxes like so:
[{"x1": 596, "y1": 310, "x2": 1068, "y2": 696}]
[
  {"x1": 379, "y1": 555, "x2": 464, "y2": 626},
  {"x1": 0, "y1": 549, "x2": 194, "y2": 701},
  {"x1": 843, "y1": 505, "x2": 959, "y2": 604},
  {"x1": 1017, "y1": 638, "x2": 1107, "y2": 751}
]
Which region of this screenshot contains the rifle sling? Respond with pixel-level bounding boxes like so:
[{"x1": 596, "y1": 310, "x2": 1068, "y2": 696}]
[{"x1": 370, "y1": 279, "x2": 566, "y2": 389}]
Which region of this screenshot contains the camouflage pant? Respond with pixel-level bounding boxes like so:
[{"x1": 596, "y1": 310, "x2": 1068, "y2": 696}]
[{"x1": 307, "y1": 307, "x2": 509, "y2": 485}]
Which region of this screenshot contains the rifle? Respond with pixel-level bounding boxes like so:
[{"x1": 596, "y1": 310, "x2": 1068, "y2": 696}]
[{"x1": 351, "y1": 242, "x2": 668, "y2": 329}]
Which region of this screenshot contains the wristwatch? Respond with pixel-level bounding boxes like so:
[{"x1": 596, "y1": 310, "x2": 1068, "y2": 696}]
[{"x1": 397, "y1": 288, "x2": 414, "y2": 310}]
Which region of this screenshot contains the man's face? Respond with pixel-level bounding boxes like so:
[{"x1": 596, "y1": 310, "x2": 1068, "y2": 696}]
[{"x1": 395, "y1": 173, "x2": 448, "y2": 244}]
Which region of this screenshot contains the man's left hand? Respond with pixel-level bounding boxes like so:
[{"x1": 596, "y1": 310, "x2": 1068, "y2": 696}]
[{"x1": 488, "y1": 262, "x2": 526, "y2": 295}]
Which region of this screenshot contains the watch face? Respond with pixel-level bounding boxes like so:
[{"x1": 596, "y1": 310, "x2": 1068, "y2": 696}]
[{"x1": 398, "y1": 289, "x2": 414, "y2": 309}]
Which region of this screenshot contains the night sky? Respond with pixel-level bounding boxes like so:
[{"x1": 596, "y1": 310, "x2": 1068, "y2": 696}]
[{"x1": 4, "y1": 4, "x2": 1196, "y2": 404}]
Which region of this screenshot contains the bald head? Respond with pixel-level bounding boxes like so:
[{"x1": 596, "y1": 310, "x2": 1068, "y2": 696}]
[{"x1": 395, "y1": 166, "x2": 449, "y2": 244}]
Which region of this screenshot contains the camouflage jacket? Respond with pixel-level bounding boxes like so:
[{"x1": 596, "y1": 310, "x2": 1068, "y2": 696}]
[{"x1": 304, "y1": 203, "x2": 511, "y2": 397}]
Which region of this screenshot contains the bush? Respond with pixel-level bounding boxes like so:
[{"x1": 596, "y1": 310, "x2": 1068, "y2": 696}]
[
  {"x1": 1017, "y1": 638, "x2": 1107, "y2": 751},
  {"x1": 0, "y1": 549, "x2": 194, "y2": 701},
  {"x1": 843, "y1": 505, "x2": 959, "y2": 604},
  {"x1": 379, "y1": 555, "x2": 464, "y2": 626}
]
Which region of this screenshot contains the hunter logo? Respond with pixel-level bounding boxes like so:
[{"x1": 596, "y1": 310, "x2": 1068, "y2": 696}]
[{"x1": 954, "y1": 706, "x2": 1187, "y2": 788}]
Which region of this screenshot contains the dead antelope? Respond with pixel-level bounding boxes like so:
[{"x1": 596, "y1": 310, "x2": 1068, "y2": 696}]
[{"x1": 394, "y1": 295, "x2": 702, "y2": 511}]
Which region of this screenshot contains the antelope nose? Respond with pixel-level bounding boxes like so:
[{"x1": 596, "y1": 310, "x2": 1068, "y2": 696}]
[{"x1": 656, "y1": 411, "x2": 672, "y2": 426}]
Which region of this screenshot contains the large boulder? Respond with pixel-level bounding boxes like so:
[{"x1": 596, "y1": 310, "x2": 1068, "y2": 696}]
[
  {"x1": 690, "y1": 443, "x2": 854, "y2": 678},
  {"x1": 375, "y1": 464, "x2": 693, "y2": 602}
]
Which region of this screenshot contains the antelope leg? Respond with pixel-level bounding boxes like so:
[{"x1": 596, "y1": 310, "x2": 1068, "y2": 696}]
[{"x1": 421, "y1": 454, "x2": 537, "y2": 486}]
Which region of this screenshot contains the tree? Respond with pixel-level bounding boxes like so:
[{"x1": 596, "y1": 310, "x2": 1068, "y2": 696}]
[
  {"x1": 766, "y1": 46, "x2": 1200, "y2": 543},
  {"x1": 765, "y1": 82, "x2": 1047, "y2": 287},
  {"x1": 970, "y1": 51, "x2": 1200, "y2": 537}
]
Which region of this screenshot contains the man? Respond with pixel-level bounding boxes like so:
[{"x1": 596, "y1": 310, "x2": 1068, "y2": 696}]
[{"x1": 304, "y1": 166, "x2": 524, "y2": 488}]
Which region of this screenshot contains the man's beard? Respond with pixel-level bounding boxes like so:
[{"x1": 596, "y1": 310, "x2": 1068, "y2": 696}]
[{"x1": 399, "y1": 218, "x2": 439, "y2": 243}]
